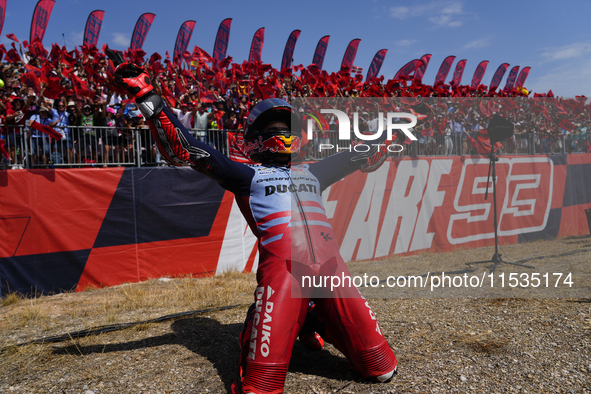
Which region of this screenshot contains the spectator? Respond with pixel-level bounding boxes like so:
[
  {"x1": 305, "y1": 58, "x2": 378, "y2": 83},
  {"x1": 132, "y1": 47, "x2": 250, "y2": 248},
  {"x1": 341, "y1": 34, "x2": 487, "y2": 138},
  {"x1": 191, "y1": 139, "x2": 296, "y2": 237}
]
[
  {"x1": 5, "y1": 94, "x2": 34, "y2": 167},
  {"x1": 171, "y1": 102, "x2": 197, "y2": 129},
  {"x1": 28, "y1": 106, "x2": 54, "y2": 166},
  {"x1": 194, "y1": 103, "x2": 214, "y2": 145},
  {"x1": 51, "y1": 99, "x2": 73, "y2": 164}
]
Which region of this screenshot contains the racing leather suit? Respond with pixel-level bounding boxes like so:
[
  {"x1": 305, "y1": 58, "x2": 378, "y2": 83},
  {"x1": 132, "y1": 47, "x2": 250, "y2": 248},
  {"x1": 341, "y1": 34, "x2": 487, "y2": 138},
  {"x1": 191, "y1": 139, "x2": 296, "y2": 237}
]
[{"x1": 139, "y1": 101, "x2": 397, "y2": 394}]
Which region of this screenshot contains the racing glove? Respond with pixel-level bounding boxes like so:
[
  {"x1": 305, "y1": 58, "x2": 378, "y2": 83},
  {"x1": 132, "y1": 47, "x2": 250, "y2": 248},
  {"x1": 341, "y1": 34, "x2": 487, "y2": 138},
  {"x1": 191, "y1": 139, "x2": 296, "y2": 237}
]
[{"x1": 106, "y1": 48, "x2": 164, "y2": 120}]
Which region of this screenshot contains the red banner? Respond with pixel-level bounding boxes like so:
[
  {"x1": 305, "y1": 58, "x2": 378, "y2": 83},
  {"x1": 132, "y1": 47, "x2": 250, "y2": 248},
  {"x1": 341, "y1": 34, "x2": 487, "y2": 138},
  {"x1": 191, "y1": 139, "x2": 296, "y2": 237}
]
[
  {"x1": 83, "y1": 10, "x2": 105, "y2": 47},
  {"x1": 173, "y1": 20, "x2": 195, "y2": 64},
  {"x1": 413, "y1": 54, "x2": 432, "y2": 83},
  {"x1": 213, "y1": 18, "x2": 232, "y2": 62},
  {"x1": 366, "y1": 49, "x2": 388, "y2": 81},
  {"x1": 516, "y1": 66, "x2": 531, "y2": 88},
  {"x1": 434, "y1": 55, "x2": 456, "y2": 85},
  {"x1": 281, "y1": 29, "x2": 301, "y2": 70},
  {"x1": 2, "y1": 155, "x2": 590, "y2": 295},
  {"x1": 451, "y1": 59, "x2": 467, "y2": 86},
  {"x1": 311, "y1": 35, "x2": 330, "y2": 70},
  {"x1": 489, "y1": 63, "x2": 510, "y2": 91},
  {"x1": 340, "y1": 38, "x2": 361, "y2": 69},
  {"x1": 393, "y1": 59, "x2": 424, "y2": 81},
  {"x1": 0, "y1": 0, "x2": 7, "y2": 37},
  {"x1": 471, "y1": 60, "x2": 489, "y2": 88},
  {"x1": 30, "y1": 0, "x2": 55, "y2": 43},
  {"x1": 248, "y1": 27, "x2": 265, "y2": 63},
  {"x1": 130, "y1": 13, "x2": 155, "y2": 51},
  {"x1": 503, "y1": 66, "x2": 520, "y2": 91}
]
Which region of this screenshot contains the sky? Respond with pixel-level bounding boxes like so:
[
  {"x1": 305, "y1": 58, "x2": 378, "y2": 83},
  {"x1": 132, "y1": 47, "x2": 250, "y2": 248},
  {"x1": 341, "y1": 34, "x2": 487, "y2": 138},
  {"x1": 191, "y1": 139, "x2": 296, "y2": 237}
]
[{"x1": 2, "y1": 0, "x2": 590, "y2": 97}]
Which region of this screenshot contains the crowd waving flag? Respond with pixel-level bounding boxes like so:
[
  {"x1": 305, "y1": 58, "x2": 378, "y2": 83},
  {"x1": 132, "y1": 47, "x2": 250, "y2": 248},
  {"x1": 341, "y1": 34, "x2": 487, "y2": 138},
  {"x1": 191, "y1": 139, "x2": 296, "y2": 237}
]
[
  {"x1": 516, "y1": 66, "x2": 531, "y2": 88},
  {"x1": 248, "y1": 27, "x2": 265, "y2": 63},
  {"x1": 340, "y1": 38, "x2": 361, "y2": 69},
  {"x1": 173, "y1": 20, "x2": 196, "y2": 64},
  {"x1": 434, "y1": 55, "x2": 456, "y2": 85},
  {"x1": 489, "y1": 63, "x2": 510, "y2": 91},
  {"x1": 471, "y1": 60, "x2": 490, "y2": 88},
  {"x1": 83, "y1": 10, "x2": 105, "y2": 47},
  {"x1": 366, "y1": 49, "x2": 388, "y2": 81},
  {"x1": 130, "y1": 13, "x2": 155, "y2": 51},
  {"x1": 413, "y1": 53, "x2": 432, "y2": 83},
  {"x1": 213, "y1": 18, "x2": 232, "y2": 62},
  {"x1": 451, "y1": 59, "x2": 467, "y2": 86},
  {"x1": 0, "y1": 0, "x2": 6, "y2": 37},
  {"x1": 312, "y1": 35, "x2": 330, "y2": 70},
  {"x1": 504, "y1": 65, "x2": 520, "y2": 91},
  {"x1": 30, "y1": 0, "x2": 56, "y2": 43},
  {"x1": 281, "y1": 29, "x2": 301, "y2": 70}
]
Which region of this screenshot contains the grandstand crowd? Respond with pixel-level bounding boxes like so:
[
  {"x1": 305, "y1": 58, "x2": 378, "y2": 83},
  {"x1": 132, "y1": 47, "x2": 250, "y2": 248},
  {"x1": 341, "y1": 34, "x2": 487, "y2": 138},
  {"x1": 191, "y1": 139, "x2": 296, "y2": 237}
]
[{"x1": 0, "y1": 42, "x2": 590, "y2": 169}]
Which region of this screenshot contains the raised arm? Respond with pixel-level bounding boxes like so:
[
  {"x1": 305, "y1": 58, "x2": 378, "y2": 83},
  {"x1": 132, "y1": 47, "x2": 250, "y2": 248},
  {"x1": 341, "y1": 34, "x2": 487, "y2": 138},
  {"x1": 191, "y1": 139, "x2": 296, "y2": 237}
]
[{"x1": 108, "y1": 50, "x2": 253, "y2": 195}]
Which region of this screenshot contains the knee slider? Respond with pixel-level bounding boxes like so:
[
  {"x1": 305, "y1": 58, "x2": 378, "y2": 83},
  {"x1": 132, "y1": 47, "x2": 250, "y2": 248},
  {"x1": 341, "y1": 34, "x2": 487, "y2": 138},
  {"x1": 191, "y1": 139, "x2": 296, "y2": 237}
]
[{"x1": 136, "y1": 93, "x2": 165, "y2": 120}]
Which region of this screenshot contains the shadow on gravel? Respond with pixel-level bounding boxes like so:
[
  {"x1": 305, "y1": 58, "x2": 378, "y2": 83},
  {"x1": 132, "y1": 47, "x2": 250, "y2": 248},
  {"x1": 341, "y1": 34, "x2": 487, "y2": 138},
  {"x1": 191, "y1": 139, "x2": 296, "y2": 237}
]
[{"x1": 51, "y1": 316, "x2": 352, "y2": 392}]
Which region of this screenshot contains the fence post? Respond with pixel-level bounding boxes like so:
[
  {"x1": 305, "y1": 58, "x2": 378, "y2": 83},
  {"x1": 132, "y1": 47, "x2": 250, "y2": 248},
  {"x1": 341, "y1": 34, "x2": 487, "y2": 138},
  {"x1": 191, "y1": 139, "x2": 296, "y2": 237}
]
[{"x1": 136, "y1": 128, "x2": 141, "y2": 168}]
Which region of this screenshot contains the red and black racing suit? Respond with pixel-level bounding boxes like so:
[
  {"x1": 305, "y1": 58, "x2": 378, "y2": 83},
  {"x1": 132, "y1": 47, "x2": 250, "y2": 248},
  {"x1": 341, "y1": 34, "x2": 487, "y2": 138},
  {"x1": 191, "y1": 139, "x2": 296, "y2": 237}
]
[{"x1": 142, "y1": 104, "x2": 397, "y2": 393}]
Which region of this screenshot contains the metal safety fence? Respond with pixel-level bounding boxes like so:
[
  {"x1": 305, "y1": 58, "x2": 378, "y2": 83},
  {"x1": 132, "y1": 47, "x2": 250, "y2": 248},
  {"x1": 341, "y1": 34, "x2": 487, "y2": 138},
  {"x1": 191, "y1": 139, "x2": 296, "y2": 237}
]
[
  {"x1": 1, "y1": 124, "x2": 590, "y2": 169},
  {"x1": 0, "y1": 125, "x2": 229, "y2": 169}
]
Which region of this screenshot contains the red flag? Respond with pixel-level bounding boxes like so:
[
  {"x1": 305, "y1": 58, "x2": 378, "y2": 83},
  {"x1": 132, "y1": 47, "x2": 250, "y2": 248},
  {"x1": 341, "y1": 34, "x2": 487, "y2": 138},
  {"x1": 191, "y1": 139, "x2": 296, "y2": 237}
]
[
  {"x1": 340, "y1": 38, "x2": 361, "y2": 70},
  {"x1": 586, "y1": 140, "x2": 591, "y2": 153},
  {"x1": 489, "y1": 63, "x2": 510, "y2": 91},
  {"x1": 30, "y1": 0, "x2": 56, "y2": 43},
  {"x1": 174, "y1": 74, "x2": 187, "y2": 96},
  {"x1": 21, "y1": 71, "x2": 41, "y2": 93},
  {"x1": 248, "y1": 27, "x2": 265, "y2": 63},
  {"x1": 471, "y1": 60, "x2": 489, "y2": 89},
  {"x1": 559, "y1": 118, "x2": 575, "y2": 131},
  {"x1": 451, "y1": 59, "x2": 467, "y2": 86},
  {"x1": 29, "y1": 38, "x2": 48, "y2": 58},
  {"x1": 130, "y1": 13, "x2": 156, "y2": 51},
  {"x1": 159, "y1": 77, "x2": 175, "y2": 104},
  {"x1": 515, "y1": 66, "x2": 531, "y2": 88},
  {"x1": 192, "y1": 45, "x2": 213, "y2": 63},
  {"x1": 366, "y1": 49, "x2": 388, "y2": 81},
  {"x1": 503, "y1": 66, "x2": 520, "y2": 91},
  {"x1": 0, "y1": 0, "x2": 6, "y2": 38},
  {"x1": 83, "y1": 10, "x2": 105, "y2": 47},
  {"x1": 0, "y1": 139, "x2": 9, "y2": 160},
  {"x1": 213, "y1": 18, "x2": 232, "y2": 62},
  {"x1": 5, "y1": 48, "x2": 21, "y2": 62},
  {"x1": 173, "y1": 20, "x2": 196, "y2": 64},
  {"x1": 434, "y1": 55, "x2": 456, "y2": 85},
  {"x1": 475, "y1": 131, "x2": 503, "y2": 154},
  {"x1": 413, "y1": 53, "x2": 432, "y2": 83},
  {"x1": 30, "y1": 120, "x2": 61, "y2": 141},
  {"x1": 6, "y1": 33, "x2": 18, "y2": 42},
  {"x1": 70, "y1": 73, "x2": 95, "y2": 98},
  {"x1": 393, "y1": 59, "x2": 424, "y2": 81},
  {"x1": 281, "y1": 30, "x2": 301, "y2": 70},
  {"x1": 311, "y1": 35, "x2": 330, "y2": 70}
]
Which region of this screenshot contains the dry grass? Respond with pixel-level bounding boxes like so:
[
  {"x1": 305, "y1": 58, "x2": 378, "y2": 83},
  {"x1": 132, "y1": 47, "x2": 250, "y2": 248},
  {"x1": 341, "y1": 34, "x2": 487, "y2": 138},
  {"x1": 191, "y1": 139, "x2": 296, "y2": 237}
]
[
  {"x1": 1, "y1": 292, "x2": 22, "y2": 307},
  {"x1": 0, "y1": 238, "x2": 589, "y2": 393}
]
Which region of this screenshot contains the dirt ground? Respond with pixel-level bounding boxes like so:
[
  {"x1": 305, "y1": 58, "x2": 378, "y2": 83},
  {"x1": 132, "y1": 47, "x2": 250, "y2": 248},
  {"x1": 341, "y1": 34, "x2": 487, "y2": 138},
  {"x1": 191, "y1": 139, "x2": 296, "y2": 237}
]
[{"x1": 1, "y1": 236, "x2": 590, "y2": 393}]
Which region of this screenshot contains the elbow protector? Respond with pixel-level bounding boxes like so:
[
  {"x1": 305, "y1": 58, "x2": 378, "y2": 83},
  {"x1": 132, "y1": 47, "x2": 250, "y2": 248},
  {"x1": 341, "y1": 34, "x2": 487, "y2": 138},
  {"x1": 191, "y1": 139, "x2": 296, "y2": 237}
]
[{"x1": 136, "y1": 93, "x2": 166, "y2": 120}]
